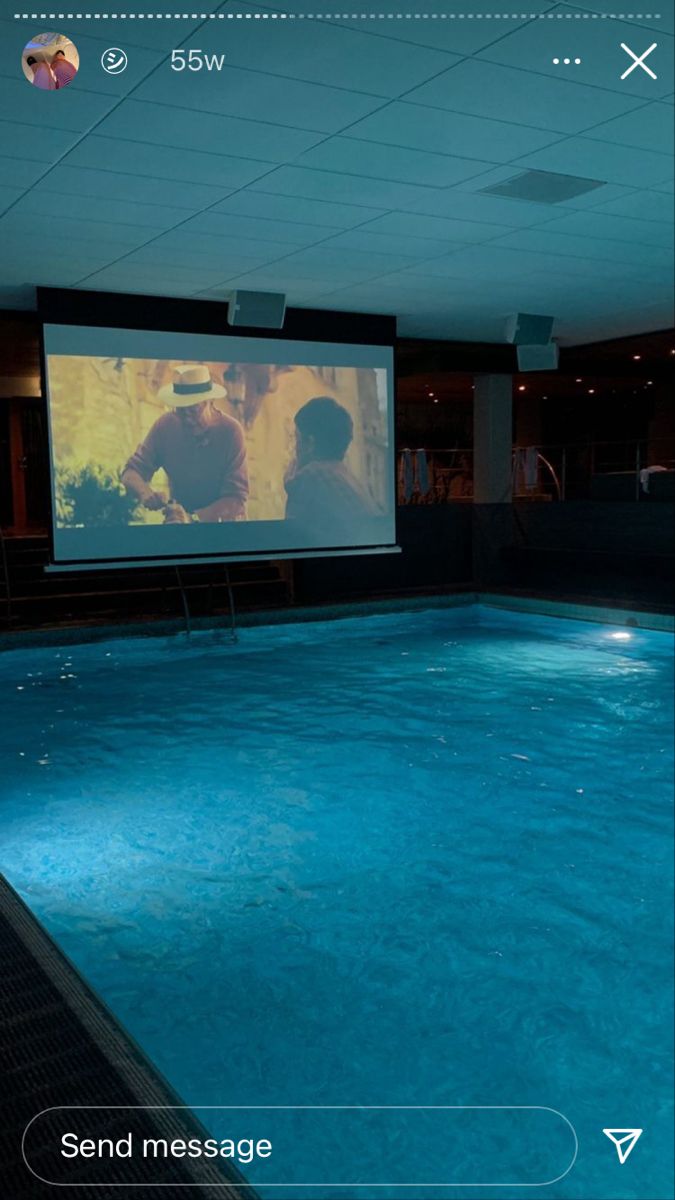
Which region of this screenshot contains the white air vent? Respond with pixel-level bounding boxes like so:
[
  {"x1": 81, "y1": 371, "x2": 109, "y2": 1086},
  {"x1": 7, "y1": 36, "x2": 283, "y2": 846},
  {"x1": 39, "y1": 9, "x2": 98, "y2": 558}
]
[{"x1": 480, "y1": 170, "x2": 604, "y2": 204}]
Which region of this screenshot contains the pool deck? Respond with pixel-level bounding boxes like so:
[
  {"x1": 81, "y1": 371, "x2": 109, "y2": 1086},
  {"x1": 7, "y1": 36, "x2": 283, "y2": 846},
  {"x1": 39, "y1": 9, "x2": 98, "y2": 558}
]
[{"x1": 0, "y1": 875, "x2": 256, "y2": 1200}]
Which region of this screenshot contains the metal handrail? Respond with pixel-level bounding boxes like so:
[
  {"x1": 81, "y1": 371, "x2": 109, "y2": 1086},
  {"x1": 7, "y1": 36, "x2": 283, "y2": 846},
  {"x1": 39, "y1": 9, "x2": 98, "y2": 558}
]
[
  {"x1": 396, "y1": 439, "x2": 673, "y2": 504},
  {"x1": 0, "y1": 525, "x2": 12, "y2": 626}
]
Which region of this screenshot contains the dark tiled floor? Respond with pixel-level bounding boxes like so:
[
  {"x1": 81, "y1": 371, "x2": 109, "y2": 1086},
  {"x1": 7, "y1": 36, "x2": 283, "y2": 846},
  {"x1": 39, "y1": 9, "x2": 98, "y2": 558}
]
[{"x1": 0, "y1": 876, "x2": 252, "y2": 1200}]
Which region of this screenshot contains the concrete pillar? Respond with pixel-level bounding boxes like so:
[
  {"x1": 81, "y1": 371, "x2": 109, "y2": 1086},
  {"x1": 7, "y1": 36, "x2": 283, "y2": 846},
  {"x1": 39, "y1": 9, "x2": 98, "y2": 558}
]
[
  {"x1": 472, "y1": 374, "x2": 514, "y2": 586},
  {"x1": 473, "y1": 374, "x2": 513, "y2": 504}
]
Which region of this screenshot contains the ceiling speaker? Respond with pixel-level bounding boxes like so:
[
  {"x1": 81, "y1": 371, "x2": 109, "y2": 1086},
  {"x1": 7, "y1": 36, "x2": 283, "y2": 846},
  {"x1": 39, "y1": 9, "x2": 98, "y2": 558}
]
[
  {"x1": 228, "y1": 290, "x2": 286, "y2": 329},
  {"x1": 517, "y1": 343, "x2": 560, "y2": 372},
  {"x1": 505, "y1": 312, "x2": 555, "y2": 345}
]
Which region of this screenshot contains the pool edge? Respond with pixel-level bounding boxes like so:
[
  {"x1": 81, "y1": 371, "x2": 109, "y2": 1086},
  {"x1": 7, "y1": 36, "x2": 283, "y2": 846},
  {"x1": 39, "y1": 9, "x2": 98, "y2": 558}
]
[{"x1": 0, "y1": 588, "x2": 672, "y2": 652}]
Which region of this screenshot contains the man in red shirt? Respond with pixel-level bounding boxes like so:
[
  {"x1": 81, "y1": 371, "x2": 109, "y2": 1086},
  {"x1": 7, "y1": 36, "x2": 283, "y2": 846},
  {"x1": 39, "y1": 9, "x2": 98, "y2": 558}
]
[{"x1": 121, "y1": 365, "x2": 248, "y2": 523}]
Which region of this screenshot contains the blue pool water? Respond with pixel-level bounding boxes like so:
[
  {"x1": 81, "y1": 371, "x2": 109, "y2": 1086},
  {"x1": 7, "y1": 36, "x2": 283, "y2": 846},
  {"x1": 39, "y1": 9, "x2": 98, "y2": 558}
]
[{"x1": 1, "y1": 605, "x2": 673, "y2": 1199}]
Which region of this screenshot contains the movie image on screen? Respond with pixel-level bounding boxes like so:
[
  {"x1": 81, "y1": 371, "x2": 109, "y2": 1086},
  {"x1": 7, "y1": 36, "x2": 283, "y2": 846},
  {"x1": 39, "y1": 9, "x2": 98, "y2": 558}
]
[{"x1": 43, "y1": 325, "x2": 395, "y2": 565}]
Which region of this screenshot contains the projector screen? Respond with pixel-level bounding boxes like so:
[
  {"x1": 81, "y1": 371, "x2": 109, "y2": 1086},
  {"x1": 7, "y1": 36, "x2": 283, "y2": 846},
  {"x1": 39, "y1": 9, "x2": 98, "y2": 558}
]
[{"x1": 43, "y1": 324, "x2": 395, "y2": 566}]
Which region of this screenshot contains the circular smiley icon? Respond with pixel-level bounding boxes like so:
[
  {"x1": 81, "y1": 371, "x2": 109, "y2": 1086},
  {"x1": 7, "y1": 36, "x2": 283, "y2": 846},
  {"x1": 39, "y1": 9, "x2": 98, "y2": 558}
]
[{"x1": 101, "y1": 47, "x2": 128, "y2": 75}]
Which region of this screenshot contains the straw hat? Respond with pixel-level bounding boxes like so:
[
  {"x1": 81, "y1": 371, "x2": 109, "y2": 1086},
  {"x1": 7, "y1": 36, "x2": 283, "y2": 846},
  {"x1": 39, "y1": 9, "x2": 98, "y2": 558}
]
[{"x1": 158, "y1": 364, "x2": 227, "y2": 407}]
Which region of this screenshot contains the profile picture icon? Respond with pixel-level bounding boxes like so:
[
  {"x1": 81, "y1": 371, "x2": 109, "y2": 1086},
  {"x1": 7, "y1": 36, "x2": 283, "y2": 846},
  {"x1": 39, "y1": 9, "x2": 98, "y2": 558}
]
[{"x1": 22, "y1": 32, "x2": 79, "y2": 90}]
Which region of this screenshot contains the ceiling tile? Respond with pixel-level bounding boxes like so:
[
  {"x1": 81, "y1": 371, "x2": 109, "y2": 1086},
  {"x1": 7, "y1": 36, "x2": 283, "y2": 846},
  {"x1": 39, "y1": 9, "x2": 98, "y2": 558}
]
[
  {"x1": 73, "y1": 274, "x2": 219, "y2": 298},
  {"x1": 407, "y1": 242, "x2": 645, "y2": 281},
  {"x1": 135, "y1": 65, "x2": 385, "y2": 134},
  {"x1": 33, "y1": 164, "x2": 231, "y2": 210},
  {"x1": 590, "y1": 189, "x2": 675, "y2": 221},
  {"x1": 79, "y1": 263, "x2": 234, "y2": 291},
  {"x1": 0, "y1": 18, "x2": 35, "y2": 80},
  {"x1": 356, "y1": 210, "x2": 511, "y2": 243},
  {"x1": 403, "y1": 59, "x2": 645, "y2": 134},
  {"x1": 139, "y1": 228, "x2": 292, "y2": 265},
  {"x1": 400, "y1": 188, "x2": 558, "y2": 226},
  {"x1": 0, "y1": 119, "x2": 80, "y2": 163},
  {"x1": 0, "y1": 253, "x2": 127, "y2": 286},
  {"x1": 220, "y1": 190, "x2": 387, "y2": 227},
  {"x1": 63, "y1": 135, "x2": 273, "y2": 188},
  {"x1": 585, "y1": 103, "x2": 675, "y2": 155},
  {"x1": 317, "y1": 228, "x2": 464, "y2": 259},
  {"x1": 533, "y1": 208, "x2": 673, "y2": 248},
  {"x1": 181, "y1": 210, "x2": 335, "y2": 246},
  {"x1": 197, "y1": 280, "x2": 331, "y2": 304},
  {"x1": 266, "y1": 244, "x2": 418, "y2": 277},
  {"x1": 94, "y1": 100, "x2": 324, "y2": 161},
  {"x1": 12, "y1": 190, "x2": 193, "y2": 231},
  {"x1": 248, "y1": 165, "x2": 450, "y2": 210},
  {"x1": 513, "y1": 138, "x2": 673, "y2": 187},
  {"x1": 0, "y1": 78, "x2": 117, "y2": 132},
  {"x1": 206, "y1": 261, "x2": 383, "y2": 287},
  {"x1": 346, "y1": 102, "x2": 562, "y2": 162},
  {"x1": 296, "y1": 138, "x2": 489, "y2": 187},
  {"x1": 119, "y1": 242, "x2": 266, "y2": 270},
  {"x1": 0, "y1": 155, "x2": 46, "y2": 188},
  {"x1": 0, "y1": 210, "x2": 154, "y2": 252},
  {"x1": 490, "y1": 227, "x2": 671, "y2": 266},
  {"x1": 0, "y1": 184, "x2": 23, "y2": 215}
]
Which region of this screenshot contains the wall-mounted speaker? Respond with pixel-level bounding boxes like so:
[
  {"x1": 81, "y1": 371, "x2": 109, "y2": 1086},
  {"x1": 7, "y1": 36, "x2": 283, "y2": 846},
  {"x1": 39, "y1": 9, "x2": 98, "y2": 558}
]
[
  {"x1": 505, "y1": 312, "x2": 555, "y2": 346},
  {"x1": 227, "y1": 290, "x2": 287, "y2": 329},
  {"x1": 516, "y1": 343, "x2": 560, "y2": 372}
]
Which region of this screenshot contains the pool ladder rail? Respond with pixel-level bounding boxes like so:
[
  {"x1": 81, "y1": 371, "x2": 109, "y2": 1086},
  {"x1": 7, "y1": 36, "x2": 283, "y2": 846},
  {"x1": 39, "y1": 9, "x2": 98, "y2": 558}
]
[
  {"x1": 174, "y1": 563, "x2": 238, "y2": 643},
  {"x1": 0, "y1": 526, "x2": 12, "y2": 627}
]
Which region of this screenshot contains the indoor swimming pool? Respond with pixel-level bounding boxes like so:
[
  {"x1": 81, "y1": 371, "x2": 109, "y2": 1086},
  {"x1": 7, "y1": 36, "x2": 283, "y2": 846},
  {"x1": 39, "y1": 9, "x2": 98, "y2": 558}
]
[{"x1": 2, "y1": 604, "x2": 673, "y2": 1199}]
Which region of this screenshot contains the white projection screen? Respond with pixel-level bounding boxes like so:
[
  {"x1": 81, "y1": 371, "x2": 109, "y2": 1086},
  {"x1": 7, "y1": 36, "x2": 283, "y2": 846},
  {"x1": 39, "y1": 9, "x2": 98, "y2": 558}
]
[{"x1": 43, "y1": 324, "x2": 396, "y2": 567}]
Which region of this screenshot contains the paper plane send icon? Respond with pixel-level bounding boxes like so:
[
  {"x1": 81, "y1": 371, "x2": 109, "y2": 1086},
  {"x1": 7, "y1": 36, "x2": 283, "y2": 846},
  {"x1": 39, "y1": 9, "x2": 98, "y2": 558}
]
[{"x1": 603, "y1": 1129, "x2": 643, "y2": 1163}]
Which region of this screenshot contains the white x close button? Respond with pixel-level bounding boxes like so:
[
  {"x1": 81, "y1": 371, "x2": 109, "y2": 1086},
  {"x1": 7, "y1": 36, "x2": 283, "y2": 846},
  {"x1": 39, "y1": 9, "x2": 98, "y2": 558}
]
[{"x1": 620, "y1": 42, "x2": 658, "y2": 80}]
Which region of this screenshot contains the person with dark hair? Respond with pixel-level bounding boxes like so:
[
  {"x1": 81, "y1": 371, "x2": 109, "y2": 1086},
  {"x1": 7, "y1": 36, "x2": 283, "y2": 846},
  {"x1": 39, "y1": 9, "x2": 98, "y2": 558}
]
[{"x1": 285, "y1": 395, "x2": 380, "y2": 544}]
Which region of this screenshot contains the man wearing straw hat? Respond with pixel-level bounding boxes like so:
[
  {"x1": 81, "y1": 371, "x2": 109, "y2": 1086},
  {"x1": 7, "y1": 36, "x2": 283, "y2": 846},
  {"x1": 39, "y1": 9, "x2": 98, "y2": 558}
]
[{"x1": 121, "y1": 364, "x2": 248, "y2": 523}]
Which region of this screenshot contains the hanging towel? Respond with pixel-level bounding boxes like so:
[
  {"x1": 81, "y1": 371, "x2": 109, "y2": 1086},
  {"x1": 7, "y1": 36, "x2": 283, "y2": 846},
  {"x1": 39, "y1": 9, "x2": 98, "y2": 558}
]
[
  {"x1": 416, "y1": 448, "x2": 430, "y2": 496},
  {"x1": 524, "y1": 446, "x2": 539, "y2": 489},
  {"x1": 640, "y1": 465, "x2": 667, "y2": 493},
  {"x1": 399, "y1": 448, "x2": 414, "y2": 502}
]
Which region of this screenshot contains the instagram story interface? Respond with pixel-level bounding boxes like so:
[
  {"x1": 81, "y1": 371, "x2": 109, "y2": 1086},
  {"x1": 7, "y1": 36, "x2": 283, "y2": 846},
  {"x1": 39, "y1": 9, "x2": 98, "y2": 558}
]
[{"x1": 0, "y1": 5, "x2": 673, "y2": 1200}]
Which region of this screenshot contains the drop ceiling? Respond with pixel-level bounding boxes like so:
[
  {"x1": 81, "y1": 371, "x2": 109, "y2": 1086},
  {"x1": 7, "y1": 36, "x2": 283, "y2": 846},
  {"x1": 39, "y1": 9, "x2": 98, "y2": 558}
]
[{"x1": 0, "y1": 0, "x2": 672, "y2": 343}]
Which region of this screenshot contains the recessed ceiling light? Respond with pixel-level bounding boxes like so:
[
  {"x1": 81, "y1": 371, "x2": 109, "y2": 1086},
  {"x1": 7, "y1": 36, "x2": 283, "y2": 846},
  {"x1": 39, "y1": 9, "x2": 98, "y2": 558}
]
[
  {"x1": 575, "y1": 378, "x2": 582, "y2": 383},
  {"x1": 518, "y1": 385, "x2": 526, "y2": 392},
  {"x1": 588, "y1": 388, "x2": 595, "y2": 394},
  {"x1": 633, "y1": 354, "x2": 641, "y2": 360},
  {"x1": 647, "y1": 380, "x2": 653, "y2": 385}
]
